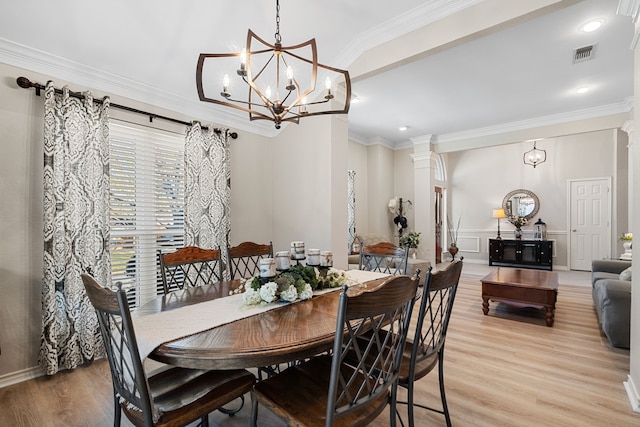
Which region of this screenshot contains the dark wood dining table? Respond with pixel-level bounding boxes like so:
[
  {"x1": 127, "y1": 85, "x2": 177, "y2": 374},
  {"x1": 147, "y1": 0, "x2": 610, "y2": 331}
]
[{"x1": 135, "y1": 275, "x2": 387, "y2": 370}]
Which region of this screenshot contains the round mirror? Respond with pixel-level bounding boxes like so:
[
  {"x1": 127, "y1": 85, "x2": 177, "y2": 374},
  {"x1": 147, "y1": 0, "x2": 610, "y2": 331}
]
[{"x1": 502, "y1": 189, "x2": 539, "y2": 220}]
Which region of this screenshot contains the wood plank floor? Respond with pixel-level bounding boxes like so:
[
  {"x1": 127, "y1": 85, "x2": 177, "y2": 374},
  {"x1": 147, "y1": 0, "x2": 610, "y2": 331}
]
[{"x1": 1, "y1": 273, "x2": 637, "y2": 426}]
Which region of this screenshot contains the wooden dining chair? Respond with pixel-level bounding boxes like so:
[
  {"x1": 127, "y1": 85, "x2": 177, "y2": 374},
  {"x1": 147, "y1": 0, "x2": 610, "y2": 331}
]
[
  {"x1": 226, "y1": 241, "x2": 273, "y2": 279},
  {"x1": 397, "y1": 258, "x2": 463, "y2": 427},
  {"x1": 81, "y1": 273, "x2": 255, "y2": 427},
  {"x1": 249, "y1": 274, "x2": 419, "y2": 427},
  {"x1": 359, "y1": 241, "x2": 409, "y2": 275},
  {"x1": 158, "y1": 246, "x2": 224, "y2": 294}
]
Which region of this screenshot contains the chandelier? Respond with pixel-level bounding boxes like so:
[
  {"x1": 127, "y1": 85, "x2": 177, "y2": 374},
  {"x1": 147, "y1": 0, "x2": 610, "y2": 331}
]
[
  {"x1": 196, "y1": 0, "x2": 351, "y2": 129},
  {"x1": 523, "y1": 140, "x2": 547, "y2": 168}
]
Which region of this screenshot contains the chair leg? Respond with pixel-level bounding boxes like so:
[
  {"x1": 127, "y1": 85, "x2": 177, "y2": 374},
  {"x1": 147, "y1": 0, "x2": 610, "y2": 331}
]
[
  {"x1": 113, "y1": 392, "x2": 121, "y2": 427},
  {"x1": 217, "y1": 395, "x2": 244, "y2": 416},
  {"x1": 406, "y1": 378, "x2": 415, "y2": 427},
  {"x1": 250, "y1": 393, "x2": 259, "y2": 427},
  {"x1": 199, "y1": 414, "x2": 209, "y2": 427},
  {"x1": 438, "y1": 351, "x2": 452, "y2": 427},
  {"x1": 389, "y1": 384, "x2": 398, "y2": 427}
]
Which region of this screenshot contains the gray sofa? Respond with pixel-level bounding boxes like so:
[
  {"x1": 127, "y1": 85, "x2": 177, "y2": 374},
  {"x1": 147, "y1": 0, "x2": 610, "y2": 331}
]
[{"x1": 591, "y1": 259, "x2": 632, "y2": 348}]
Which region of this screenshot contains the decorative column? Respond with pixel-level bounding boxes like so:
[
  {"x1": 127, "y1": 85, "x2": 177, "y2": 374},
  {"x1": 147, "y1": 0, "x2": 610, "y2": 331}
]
[
  {"x1": 622, "y1": 120, "x2": 635, "y2": 231},
  {"x1": 410, "y1": 135, "x2": 435, "y2": 266}
]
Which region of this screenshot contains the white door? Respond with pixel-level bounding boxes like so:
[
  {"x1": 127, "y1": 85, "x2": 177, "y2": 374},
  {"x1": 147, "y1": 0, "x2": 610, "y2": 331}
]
[{"x1": 569, "y1": 178, "x2": 611, "y2": 271}]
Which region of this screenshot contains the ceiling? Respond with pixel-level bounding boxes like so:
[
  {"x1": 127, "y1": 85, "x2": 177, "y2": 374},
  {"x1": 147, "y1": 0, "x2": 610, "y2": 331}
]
[{"x1": 0, "y1": 0, "x2": 636, "y2": 150}]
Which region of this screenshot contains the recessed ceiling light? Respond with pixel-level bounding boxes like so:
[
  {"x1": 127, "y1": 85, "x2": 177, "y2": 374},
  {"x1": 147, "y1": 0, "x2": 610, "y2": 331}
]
[
  {"x1": 351, "y1": 94, "x2": 360, "y2": 104},
  {"x1": 581, "y1": 19, "x2": 604, "y2": 33},
  {"x1": 576, "y1": 86, "x2": 590, "y2": 94},
  {"x1": 398, "y1": 126, "x2": 408, "y2": 131}
]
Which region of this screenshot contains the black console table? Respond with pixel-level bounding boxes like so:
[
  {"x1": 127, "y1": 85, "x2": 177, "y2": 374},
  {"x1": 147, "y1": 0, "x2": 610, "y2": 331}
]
[{"x1": 489, "y1": 239, "x2": 553, "y2": 270}]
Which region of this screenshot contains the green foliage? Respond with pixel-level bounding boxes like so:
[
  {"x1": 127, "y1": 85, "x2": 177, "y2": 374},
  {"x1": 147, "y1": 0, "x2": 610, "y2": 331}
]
[
  {"x1": 279, "y1": 264, "x2": 319, "y2": 290},
  {"x1": 399, "y1": 231, "x2": 421, "y2": 248}
]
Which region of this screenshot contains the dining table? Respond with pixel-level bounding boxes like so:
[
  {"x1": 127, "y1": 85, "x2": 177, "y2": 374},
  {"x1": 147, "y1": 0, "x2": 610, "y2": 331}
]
[{"x1": 133, "y1": 269, "x2": 390, "y2": 370}]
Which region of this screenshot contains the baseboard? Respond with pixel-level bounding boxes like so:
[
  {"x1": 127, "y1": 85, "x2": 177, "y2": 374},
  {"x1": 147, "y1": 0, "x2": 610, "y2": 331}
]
[
  {"x1": 0, "y1": 365, "x2": 44, "y2": 389},
  {"x1": 624, "y1": 375, "x2": 640, "y2": 413}
]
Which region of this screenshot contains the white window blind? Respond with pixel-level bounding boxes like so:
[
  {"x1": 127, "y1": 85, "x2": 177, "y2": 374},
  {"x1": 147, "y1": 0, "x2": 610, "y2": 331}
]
[{"x1": 109, "y1": 121, "x2": 185, "y2": 307}]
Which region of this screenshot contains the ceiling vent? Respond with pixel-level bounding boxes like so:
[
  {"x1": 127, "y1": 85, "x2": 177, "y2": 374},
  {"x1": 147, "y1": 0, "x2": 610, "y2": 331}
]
[{"x1": 573, "y1": 45, "x2": 595, "y2": 63}]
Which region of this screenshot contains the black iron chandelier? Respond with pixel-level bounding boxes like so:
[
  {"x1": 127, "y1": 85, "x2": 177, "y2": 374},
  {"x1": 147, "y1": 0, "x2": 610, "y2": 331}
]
[{"x1": 196, "y1": 0, "x2": 351, "y2": 129}]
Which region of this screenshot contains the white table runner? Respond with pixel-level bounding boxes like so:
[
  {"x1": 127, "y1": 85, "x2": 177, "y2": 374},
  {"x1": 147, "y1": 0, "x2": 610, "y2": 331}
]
[{"x1": 132, "y1": 269, "x2": 389, "y2": 361}]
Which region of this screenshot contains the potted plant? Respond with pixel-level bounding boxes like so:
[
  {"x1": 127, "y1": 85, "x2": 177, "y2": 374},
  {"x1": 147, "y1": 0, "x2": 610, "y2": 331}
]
[
  {"x1": 400, "y1": 231, "x2": 421, "y2": 258},
  {"x1": 448, "y1": 216, "x2": 461, "y2": 258}
]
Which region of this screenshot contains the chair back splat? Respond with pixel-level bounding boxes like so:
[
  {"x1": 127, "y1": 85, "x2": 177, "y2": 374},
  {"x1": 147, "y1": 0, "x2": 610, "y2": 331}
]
[
  {"x1": 82, "y1": 273, "x2": 255, "y2": 427},
  {"x1": 400, "y1": 258, "x2": 463, "y2": 427},
  {"x1": 226, "y1": 241, "x2": 273, "y2": 279},
  {"x1": 250, "y1": 274, "x2": 419, "y2": 427},
  {"x1": 359, "y1": 241, "x2": 408, "y2": 275},
  {"x1": 158, "y1": 246, "x2": 224, "y2": 294}
]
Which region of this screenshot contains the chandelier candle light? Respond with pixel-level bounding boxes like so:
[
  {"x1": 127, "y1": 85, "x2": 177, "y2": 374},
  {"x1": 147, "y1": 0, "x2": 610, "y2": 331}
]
[
  {"x1": 523, "y1": 140, "x2": 547, "y2": 168},
  {"x1": 196, "y1": 0, "x2": 351, "y2": 129}
]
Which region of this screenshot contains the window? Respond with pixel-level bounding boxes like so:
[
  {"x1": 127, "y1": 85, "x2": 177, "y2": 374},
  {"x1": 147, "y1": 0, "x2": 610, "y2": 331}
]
[{"x1": 109, "y1": 122, "x2": 185, "y2": 307}]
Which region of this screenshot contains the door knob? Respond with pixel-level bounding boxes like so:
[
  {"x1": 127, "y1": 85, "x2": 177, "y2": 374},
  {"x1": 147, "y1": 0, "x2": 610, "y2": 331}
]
[{"x1": 572, "y1": 229, "x2": 577, "y2": 232}]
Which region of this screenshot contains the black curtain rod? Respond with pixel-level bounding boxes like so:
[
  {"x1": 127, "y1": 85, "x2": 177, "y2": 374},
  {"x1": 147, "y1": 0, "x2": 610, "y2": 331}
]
[{"x1": 16, "y1": 77, "x2": 238, "y2": 139}]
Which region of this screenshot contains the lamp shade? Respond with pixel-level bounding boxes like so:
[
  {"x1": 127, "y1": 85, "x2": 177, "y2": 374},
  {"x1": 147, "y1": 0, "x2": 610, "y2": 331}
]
[{"x1": 492, "y1": 208, "x2": 506, "y2": 219}]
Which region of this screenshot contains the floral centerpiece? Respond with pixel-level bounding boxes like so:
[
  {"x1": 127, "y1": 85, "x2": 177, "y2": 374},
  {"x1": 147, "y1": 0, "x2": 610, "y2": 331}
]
[
  {"x1": 232, "y1": 264, "x2": 348, "y2": 306},
  {"x1": 399, "y1": 231, "x2": 421, "y2": 249},
  {"x1": 508, "y1": 215, "x2": 528, "y2": 229},
  {"x1": 619, "y1": 233, "x2": 633, "y2": 242}
]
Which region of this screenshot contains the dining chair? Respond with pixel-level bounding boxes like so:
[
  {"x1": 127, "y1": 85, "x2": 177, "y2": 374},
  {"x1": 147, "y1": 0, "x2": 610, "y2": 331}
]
[
  {"x1": 158, "y1": 246, "x2": 224, "y2": 294},
  {"x1": 226, "y1": 241, "x2": 273, "y2": 279},
  {"x1": 81, "y1": 273, "x2": 255, "y2": 427},
  {"x1": 397, "y1": 258, "x2": 463, "y2": 427},
  {"x1": 249, "y1": 274, "x2": 419, "y2": 427},
  {"x1": 359, "y1": 241, "x2": 409, "y2": 275}
]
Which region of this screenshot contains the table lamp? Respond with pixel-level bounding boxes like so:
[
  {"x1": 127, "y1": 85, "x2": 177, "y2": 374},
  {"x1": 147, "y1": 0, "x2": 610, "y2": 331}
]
[{"x1": 492, "y1": 208, "x2": 506, "y2": 240}]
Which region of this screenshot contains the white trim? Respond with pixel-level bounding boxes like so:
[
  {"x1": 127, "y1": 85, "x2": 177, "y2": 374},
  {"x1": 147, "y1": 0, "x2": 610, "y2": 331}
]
[
  {"x1": 457, "y1": 236, "x2": 480, "y2": 253},
  {"x1": 0, "y1": 366, "x2": 44, "y2": 388},
  {"x1": 624, "y1": 374, "x2": 640, "y2": 413}
]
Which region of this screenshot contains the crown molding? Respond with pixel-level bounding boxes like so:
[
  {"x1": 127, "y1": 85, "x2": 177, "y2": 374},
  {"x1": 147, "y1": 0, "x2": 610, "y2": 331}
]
[
  {"x1": 617, "y1": 0, "x2": 640, "y2": 23},
  {"x1": 431, "y1": 98, "x2": 634, "y2": 145},
  {"x1": 0, "y1": 37, "x2": 281, "y2": 139},
  {"x1": 333, "y1": 0, "x2": 481, "y2": 69}
]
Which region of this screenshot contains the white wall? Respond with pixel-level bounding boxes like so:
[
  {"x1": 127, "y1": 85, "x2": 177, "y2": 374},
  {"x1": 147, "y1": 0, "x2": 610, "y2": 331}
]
[{"x1": 445, "y1": 130, "x2": 627, "y2": 269}]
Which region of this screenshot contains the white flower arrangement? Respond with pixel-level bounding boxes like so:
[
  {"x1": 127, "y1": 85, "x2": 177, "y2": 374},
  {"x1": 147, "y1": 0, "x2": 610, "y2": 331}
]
[{"x1": 231, "y1": 264, "x2": 344, "y2": 306}]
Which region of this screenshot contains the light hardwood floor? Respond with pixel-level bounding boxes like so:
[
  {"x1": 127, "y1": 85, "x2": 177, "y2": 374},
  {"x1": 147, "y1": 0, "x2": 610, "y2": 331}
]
[{"x1": 1, "y1": 270, "x2": 637, "y2": 426}]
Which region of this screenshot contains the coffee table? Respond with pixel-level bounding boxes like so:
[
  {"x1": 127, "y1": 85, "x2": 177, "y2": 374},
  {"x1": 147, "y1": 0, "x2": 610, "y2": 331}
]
[{"x1": 481, "y1": 268, "x2": 559, "y2": 327}]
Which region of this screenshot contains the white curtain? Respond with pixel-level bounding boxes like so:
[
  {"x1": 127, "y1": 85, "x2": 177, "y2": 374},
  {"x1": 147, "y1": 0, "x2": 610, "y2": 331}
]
[
  {"x1": 184, "y1": 123, "x2": 231, "y2": 256},
  {"x1": 40, "y1": 82, "x2": 111, "y2": 375}
]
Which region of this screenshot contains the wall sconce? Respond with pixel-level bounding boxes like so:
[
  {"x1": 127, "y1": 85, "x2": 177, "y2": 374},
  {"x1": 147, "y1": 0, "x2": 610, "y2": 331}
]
[
  {"x1": 492, "y1": 208, "x2": 506, "y2": 240},
  {"x1": 523, "y1": 140, "x2": 547, "y2": 168}
]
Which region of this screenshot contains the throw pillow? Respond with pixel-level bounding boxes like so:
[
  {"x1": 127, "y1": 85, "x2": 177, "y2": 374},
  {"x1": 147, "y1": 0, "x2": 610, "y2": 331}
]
[{"x1": 619, "y1": 266, "x2": 632, "y2": 281}]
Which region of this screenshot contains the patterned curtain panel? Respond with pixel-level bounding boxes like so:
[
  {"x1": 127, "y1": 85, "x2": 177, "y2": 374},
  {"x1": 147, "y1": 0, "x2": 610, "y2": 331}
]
[
  {"x1": 40, "y1": 82, "x2": 111, "y2": 375},
  {"x1": 347, "y1": 170, "x2": 356, "y2": 250},
  {"x1": 184, "y1": 123, "x2": 231, "y2": 261}
]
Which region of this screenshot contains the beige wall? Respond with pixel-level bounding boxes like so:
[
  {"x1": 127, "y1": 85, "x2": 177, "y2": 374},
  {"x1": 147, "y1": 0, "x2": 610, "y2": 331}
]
[{"x1": 0, "y1": 63, "x2": 44, "y2": 377}]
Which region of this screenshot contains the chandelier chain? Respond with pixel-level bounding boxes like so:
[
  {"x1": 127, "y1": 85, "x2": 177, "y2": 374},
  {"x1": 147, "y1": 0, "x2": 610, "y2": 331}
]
[{"x1": 274, "y1": 0, "x2": 281, "y2": 44}]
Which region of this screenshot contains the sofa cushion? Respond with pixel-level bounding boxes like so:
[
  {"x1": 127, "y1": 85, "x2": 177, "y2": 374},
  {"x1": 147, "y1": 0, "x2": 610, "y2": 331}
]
[
  {"x1": 619, "y1": 266, "x2": 632, "y2": 281},
  {"x1": 592, "y1": 271, "x2": 622, "y2": 287}
]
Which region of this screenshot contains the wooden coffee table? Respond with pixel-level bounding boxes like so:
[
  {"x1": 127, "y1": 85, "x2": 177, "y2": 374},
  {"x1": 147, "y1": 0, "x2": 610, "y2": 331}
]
[{"x1": 481, "y1": 268, "x2": 559, "y2": 327}]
